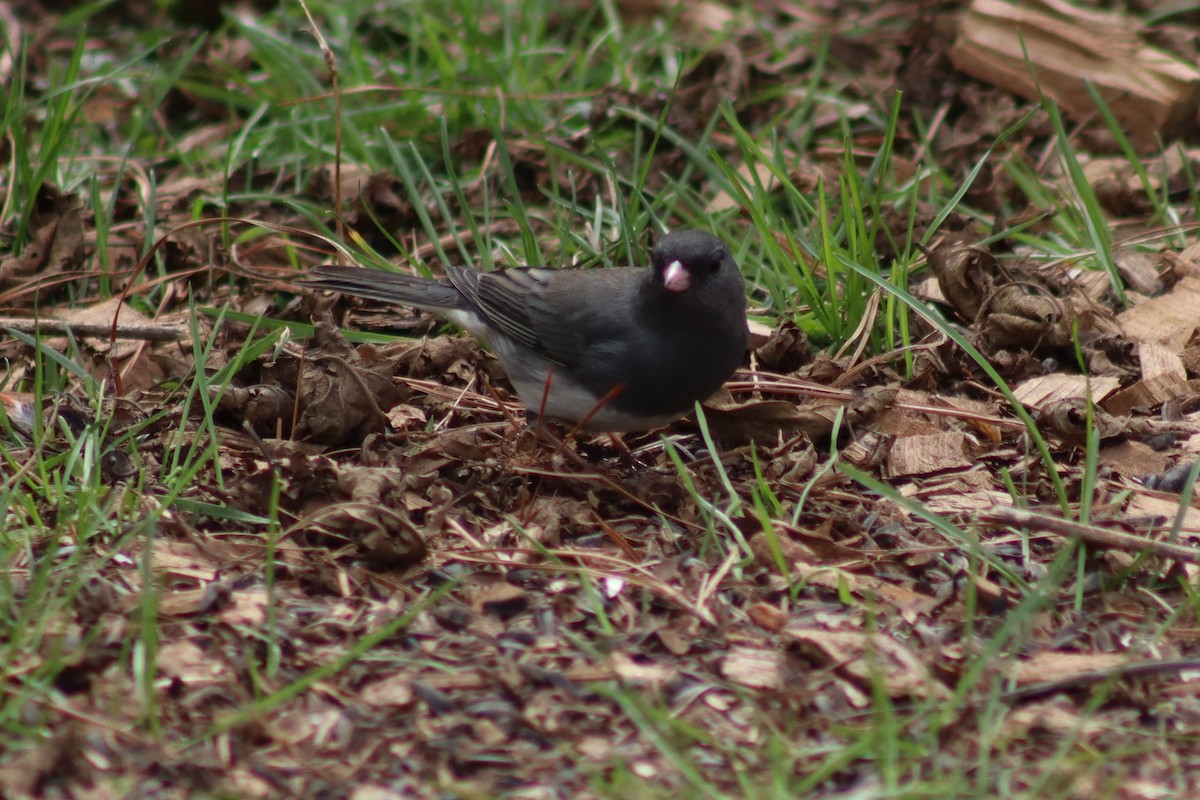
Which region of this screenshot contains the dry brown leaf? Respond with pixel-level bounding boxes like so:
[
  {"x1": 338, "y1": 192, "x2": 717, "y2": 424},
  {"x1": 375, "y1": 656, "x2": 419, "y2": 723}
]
[
  {"x1": 720, "y1": 648, "x2": 785, "y2": 691},
  {"x1": 784, "y1": 625, "x2": 951, "y2": 700},
  {"x1": 294, "y1": 317, "x2": 404, "y2": 444}
]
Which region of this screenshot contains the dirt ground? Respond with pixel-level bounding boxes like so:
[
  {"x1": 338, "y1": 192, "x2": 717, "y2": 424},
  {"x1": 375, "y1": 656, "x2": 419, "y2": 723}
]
[{"x1": 3, "y1": 1, "x2": 1200, "y2": 797}]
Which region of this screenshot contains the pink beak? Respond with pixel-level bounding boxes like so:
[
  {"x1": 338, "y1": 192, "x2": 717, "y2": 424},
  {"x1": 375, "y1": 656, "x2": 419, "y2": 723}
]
[{"x1": 662, "y1": 260, "x2": 691, "y2": 292}]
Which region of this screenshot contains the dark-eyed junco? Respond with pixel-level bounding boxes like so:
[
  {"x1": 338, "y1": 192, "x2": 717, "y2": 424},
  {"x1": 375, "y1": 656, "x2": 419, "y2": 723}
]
[{"x1": 303, "y1": 230, "x2": 748, "y2": 432}]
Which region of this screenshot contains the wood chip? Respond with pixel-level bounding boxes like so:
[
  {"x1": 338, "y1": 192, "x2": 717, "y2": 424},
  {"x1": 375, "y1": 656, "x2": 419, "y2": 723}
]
[
  {"x1": 951, "y1": 0, "x2": 1200, "y2": 146},
  {"x1": 1012, "y1": 373, "x2": 1121, "y2": 408},
  {"x1": 720, "y1": 647, "x2": 785, "y2": 691},
  {"x1": 1103, "y1": 376, "x2": 1200, "y2": 417},
  {"x1": 1118, "y1": 275, "x2": 1200, "y2": 350},
  {"x1": 1009, "y1": 652, "x2": 1135, "y2": 686},
  {"x1": 1099, "y1": 440, "x2": 1171, "y2": 480},
  {"x1": 884, "y1": 432, "x2": 971, "y2": 478},
  {"x1": 1139, "y1": 341, "x2": 1188, "y2": 382},
  {"x1": 923, "y1": 489, "x2": 1015, "y2": 516}
]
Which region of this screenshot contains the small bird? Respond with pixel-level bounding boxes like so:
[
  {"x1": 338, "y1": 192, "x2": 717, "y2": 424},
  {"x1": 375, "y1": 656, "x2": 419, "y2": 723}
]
[{"x1": 304, "y1": 230, "x2": 748, "y2": 432}]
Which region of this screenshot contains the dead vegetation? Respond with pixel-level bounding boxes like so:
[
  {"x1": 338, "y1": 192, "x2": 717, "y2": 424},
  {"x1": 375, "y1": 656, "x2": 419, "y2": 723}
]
[{"x1": 3, "y1": 0, "x2": 1200, "y2": 797}]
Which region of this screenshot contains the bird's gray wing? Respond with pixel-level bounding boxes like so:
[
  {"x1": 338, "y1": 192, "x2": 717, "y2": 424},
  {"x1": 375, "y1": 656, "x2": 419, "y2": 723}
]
[{"x1": 449, "y1": 265, "x2": 626, "y2": 367}]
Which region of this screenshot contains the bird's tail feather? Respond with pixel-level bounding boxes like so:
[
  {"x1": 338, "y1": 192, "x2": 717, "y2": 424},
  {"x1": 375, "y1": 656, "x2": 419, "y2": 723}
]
[{"x1": 303, "y1": 266, "x2": 462, "y2": 311}]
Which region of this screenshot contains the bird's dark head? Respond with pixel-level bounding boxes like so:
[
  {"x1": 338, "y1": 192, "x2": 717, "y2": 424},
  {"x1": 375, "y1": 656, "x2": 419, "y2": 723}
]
[
  {"x1": 651, "y1": 230, "x2": 737, "y2": 294},
  {"x1": 646, "y1": 230, "x2": 747, "y2": 344}
]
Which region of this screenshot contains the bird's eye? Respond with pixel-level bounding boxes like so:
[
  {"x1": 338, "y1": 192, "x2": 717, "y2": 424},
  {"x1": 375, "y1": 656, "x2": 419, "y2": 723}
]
[{"x1": 708, "y1": 247, "x2": 728, "y2": 272}]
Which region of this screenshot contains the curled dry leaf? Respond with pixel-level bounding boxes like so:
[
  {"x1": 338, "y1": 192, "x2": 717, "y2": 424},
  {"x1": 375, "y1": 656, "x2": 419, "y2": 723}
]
[
  {"x1": 304, "y1": 500, "x2": 427, "y2": 570},
  {"x1": 925, "y1": 239, "x2": 1132, "y2": 364},
  {"x1": 761, "y1": 433, "x2": 818, "y2": 485},
  {"x1": 702, "y1": 398, "x2": 825, "y2": 446},
  {"x1": 926, "y1": 240, "x2": 998, "y2": 322},
  {"x1": 294, "y1": 318, "x2": 403, "y2": 444},
  {"x1": 705, "y1": 385, "x2": 898, "y2": 446},
  {"x1": 1036, "y1": 398, "x2": 1128, "y2": 445},
  {"x1": 312, "y1": 463, "x2": 431, "y2": 568},
  {"x1": 0, "y1": 184, "x2": 87, "y2": 292},
  {"x1": 983, "y1": 284, "x2": 1069, "y2": 350},
  {"x1": 216, "y1": 383, "x2": 294, "y2": 426},
  {"x1": 385, "y1": 403, "x2": 427, "y2": 431},
  {"x1": 754, "y1": 320, "x2": 811, "y2": 375},
  {"x1": 389, "y1": 334, "x2": 501, "y2": 381}
]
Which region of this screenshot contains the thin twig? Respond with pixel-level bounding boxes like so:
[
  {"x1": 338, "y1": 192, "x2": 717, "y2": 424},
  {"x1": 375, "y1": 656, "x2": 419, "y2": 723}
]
[
  {"x1": 997, "y1": 659, "x2": 1200, "y2": 704},
  {"x1": 980, "y1": 506, "x2": 1200, "y2": 563},
  {"x1": 0, "y1": 318, "x2": 187, "y2": 341}
]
